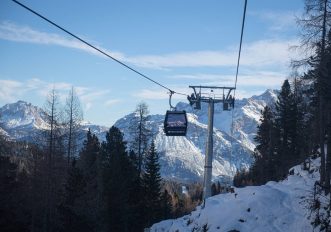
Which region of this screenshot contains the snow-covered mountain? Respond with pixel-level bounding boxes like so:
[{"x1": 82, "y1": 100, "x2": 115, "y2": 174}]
[
  {"x1": 151, "y1": 157, "x2": 322, "y2": 232},
  {"x1": 0, "y1": 100, "x2": 49, "y2": 140},
  {"x1": 0, "y1": 100, "x2": 108, "y2": 142},
  {"x1": 0, "y1": 89, "x2": 278, "y2": 182},
  {"x1": 114, "y1": 89, "x2": 277, "y2": 181}
]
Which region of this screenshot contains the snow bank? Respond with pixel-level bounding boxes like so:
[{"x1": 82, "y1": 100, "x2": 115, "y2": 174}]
[{"x1": 151, "y1": 158, "x2": 321, "y2": 232}]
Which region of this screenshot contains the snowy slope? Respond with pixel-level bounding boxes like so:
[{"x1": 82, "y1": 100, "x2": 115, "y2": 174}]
[{"x1": 151, "y1": 158, "x2": 321, "y2": 232}]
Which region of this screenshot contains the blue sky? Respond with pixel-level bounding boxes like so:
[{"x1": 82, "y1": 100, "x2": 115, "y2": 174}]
[{"x1": 0, "y1": 0, "x2": 304, "y2": 126}]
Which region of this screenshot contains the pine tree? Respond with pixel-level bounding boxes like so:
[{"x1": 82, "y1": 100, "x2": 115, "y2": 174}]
[
  {"x1": 274, "y1": 80, "x2": 299, "y2": 178},
  {"x1": 292, "y1": 76, "x2": 313, "y2": 164},
  {"x1": 78, "y1": 129, "x2": 101, "y2": 231},
  {"x1": 79, "y1": 130, "x2": 100, "y2": 173},
  {"x1": 127, "y1": 150, "x2": 145, "y2": 232},
  {"x1": 58, "y1": 159, "x2": 89, "y2": 232},
  {"x1": 241, "y1": 82, "x2": 305, "y2": 186},
  {"x1": 142, "y1": 140, "x2": 162, "y2": 227},
  {"x1": 101, "y1": 126, "x2": 136, "y2": 232},
  {"x1": 0, "y1": 156, "x2": 30, "y2": 231},
  {"x1": 254, "y1": 105, "x2": 276, "y2": 183},
  {"x1": 29, "y1": 143, "x2": 45, "y2": 231},
  {"x1": 243, "y1": 105, "x2": 278, "y2": 185}
]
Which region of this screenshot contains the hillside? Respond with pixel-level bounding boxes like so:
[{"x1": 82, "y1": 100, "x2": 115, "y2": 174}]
[{"x1": 151, "y1": 157, "x2": 327, "y2": 232}]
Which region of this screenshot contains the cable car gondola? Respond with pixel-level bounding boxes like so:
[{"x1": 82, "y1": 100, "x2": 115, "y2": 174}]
[{"x1": 164, "y1": 110, "x2": 187, "y2": 136}]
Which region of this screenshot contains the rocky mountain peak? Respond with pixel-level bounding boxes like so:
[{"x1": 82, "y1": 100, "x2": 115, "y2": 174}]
[{"x1": 0, "y1": 89, "x2": 278, "y2": 182}]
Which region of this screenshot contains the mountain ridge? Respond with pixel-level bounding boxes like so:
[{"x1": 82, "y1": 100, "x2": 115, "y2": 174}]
[{"x1": 0, "y1": 89, "x2": 278, "y2": 182}]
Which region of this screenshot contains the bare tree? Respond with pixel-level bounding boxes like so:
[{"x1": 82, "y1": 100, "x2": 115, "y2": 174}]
[
  {"x1": 64, "y1": 87, "x2": 83, "y2": 165},
  {"x1": 43, "y1": 88, "x2": 65, "y2": 232},
  {"x1": 129, "y1": 102, "x2": 151, "y2": 174}
]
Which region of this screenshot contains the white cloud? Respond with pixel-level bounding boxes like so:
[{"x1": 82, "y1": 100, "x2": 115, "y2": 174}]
[
  {"x1": 0, "y1": 80, "x2": 24, "y2": 102},
  {"x1": 249, "y1": 10, "x2": 298, "y2": 32},
  {"x1": 79, "y1": 90, "x2": 110, "y2": 101},
  {"x1": 84, "y1": 102, "x2": 92, "y2": 111},
  {"x1": 25, "y1": 78, "x2": 44, "y2": 90},
  {"x1": 129, "y1": 39, "x2": 299, "y2": 69},
  {"x1": 36, "y1": 82, "x2": 73, "y2": 100},
  {"x1": 133, "y1": 89, "x2": 169, "y2": 100},
  {"x1": 128, "y1": 51, "x2": 236, "y2": 68},
  {"x1": 74, "y1": 86, "x2": 89, "y2": 96},
  {"x1": 235, "y1": 89, "x2": 265, "y2": 99},
  {"x1": 0, "y1": 21, "x2": 300, "y2": 70},
  {"x1": 211, "y1": 72, "x2": 286, "y2": 88},
  {"x1": 0, "y1": 21, "x2": 125, "y2": 59},
  {"x1": 78, "y1": 90, "x2": 110, "y2": 112},
  {"x1": 133, "y1": 87, "x2": 190, "y2": 101},
  {"x1": 0, "y1": 78, "x2": 73, "y2": 104},
  {"x1": 236, "y1": 71, "x2": 286, "y2": 87},
  {"x1": 242, "y1": 39, "x2": 297, "y2": 66},
  {"x1": 169, "y1": 71, "x2": 286, "y2": 88},
  {"x1": 169, "y1": 74, "x2": 235, "y2": 83},
  {"x1": 0, "y1": 78, "x2": 111, "y2": 112},
  {"x1": 104, "y1": 99, "x2": 120, "y2": 107}
]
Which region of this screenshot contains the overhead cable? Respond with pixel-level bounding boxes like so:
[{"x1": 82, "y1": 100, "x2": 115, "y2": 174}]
[
  {"x1": 234, "y1": 0, "x2": 247, "y2": 90},
  {"x1": 231, "y1": 0, "x2": 247, "y2": 158}
]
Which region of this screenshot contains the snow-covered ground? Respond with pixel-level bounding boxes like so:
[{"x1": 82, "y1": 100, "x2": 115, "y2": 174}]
[{"x1": 151, "y1": 158, "x2": 325, "y2": 232}]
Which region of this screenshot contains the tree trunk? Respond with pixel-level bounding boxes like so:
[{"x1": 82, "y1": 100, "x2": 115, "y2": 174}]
[
  {"x1": 138, "y1": 115, "x2": 142, "y2": 174},
  {"x1": 326, "y1": 107, "x2": 331, "y2": 194},
  {"x1": 67, "y1": 90, "x2": 74, "y2": 165},
  {"x1": 44, "y1": 89, "x2": 57, "y2": 232},
  {"x1": 319, "y1": 0, "x2": 328, "y2": 186},
  {"x1": 320, "y1": 97, "x2": 326, "y2": 185},
  {"x1": 46, "y1": 96, "x2": 54, "y2": 232}
]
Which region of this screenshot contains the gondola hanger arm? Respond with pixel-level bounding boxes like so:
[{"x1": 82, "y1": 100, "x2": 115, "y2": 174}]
[{"x1": 168, "y1": 91, "x2": 176, "y2": 110}]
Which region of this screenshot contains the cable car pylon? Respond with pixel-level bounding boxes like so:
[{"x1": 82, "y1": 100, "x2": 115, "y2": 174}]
[{"x1": 187, "y1": 86, "x2": 235, "y2": 205}]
